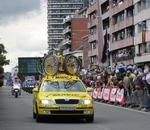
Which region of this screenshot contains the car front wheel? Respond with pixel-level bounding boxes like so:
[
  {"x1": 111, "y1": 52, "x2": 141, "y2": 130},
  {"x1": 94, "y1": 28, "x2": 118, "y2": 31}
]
[
  {"x1": 35, "y1": 104, "x2": 42, "y2": 122},
  {"x1": 86, "y1": 115, "x2": 94, "y2": 123},
  {"x1": 33, "y1": 109, "x2": 36, "y2": 119}
]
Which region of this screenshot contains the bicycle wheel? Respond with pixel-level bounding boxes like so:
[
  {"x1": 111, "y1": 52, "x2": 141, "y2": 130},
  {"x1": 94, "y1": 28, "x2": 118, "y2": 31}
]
[
  {"x1": 43, "y1": 55, "x2": 59, "y2": 76},
  {"x1": 36, "y1": 59, "x2": 44, "y2": 75},
  {"x1": 64, "y1": 54, "x2": 81, "y2": 75}
]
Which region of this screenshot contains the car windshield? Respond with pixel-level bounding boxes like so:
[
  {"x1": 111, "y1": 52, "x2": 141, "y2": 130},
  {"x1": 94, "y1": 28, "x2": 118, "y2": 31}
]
[{"x1": 41, "y1": 80, "x2": 86, "y2": 92}]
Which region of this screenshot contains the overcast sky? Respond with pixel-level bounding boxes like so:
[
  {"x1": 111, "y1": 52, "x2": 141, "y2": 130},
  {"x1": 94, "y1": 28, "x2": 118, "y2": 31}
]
[{"x1": 0, "y1": 0, "x2": 48, "y2": 72}]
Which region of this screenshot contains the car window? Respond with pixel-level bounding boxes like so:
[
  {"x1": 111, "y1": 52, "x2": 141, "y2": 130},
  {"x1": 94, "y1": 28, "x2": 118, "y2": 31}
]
[{"x1": 41, "y1": 80, "x2": 86, "y2": 92}]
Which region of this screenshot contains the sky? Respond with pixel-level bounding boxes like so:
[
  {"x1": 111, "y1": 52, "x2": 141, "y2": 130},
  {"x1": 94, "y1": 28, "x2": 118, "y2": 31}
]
[{"x1": 0, "y1": 0, "x2": 48, "y2": 72}]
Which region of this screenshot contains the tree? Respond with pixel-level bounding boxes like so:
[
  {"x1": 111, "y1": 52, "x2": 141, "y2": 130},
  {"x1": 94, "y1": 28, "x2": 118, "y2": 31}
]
[
  {"x1": 0, "y1": 44, "x2": 9, "y2": 66},
  {"x1": 0, "y1": 43, "x2": 9, "y2": 86}
]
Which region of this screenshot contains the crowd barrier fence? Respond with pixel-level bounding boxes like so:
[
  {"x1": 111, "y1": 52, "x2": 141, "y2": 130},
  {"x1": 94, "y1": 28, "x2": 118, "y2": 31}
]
[{"x1": 90, "y1": 86, "x2": 125, "y2": 105}]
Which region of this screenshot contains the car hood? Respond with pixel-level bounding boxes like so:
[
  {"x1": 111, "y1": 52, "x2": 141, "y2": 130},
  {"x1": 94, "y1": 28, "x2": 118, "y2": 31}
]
[{"x1": 38, "y1": 92, "x2": 91, "y2": 100}]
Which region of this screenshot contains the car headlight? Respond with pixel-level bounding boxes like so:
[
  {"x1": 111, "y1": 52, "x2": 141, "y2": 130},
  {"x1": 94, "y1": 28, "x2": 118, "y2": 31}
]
[
  {"x1": 83, "y1": 100, "x2": 92, "y2": 105},
  {"x1": 40, "y1": 99, "x2": 55, "y2": 105}
]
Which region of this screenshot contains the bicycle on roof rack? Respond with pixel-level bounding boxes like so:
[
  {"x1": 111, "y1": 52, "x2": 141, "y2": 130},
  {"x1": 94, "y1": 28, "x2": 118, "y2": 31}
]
[{"x1": 36, "y1": 48, "x2": 81, "y2": 76}]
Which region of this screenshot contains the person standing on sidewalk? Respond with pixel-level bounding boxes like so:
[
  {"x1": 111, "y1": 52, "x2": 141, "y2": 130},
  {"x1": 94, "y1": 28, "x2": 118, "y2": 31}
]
[
  {"x1": 142, "y1": 68, "x2": 150, "y2": 112},
  {"x1": 134, "y1": 73, "x2": 144, "y2": 110}
]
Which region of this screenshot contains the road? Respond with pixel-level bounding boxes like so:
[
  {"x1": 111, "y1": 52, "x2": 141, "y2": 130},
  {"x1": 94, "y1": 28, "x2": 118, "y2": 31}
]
[{"x1": 0, "y1": 86, "x2": 150, "y2": 130}]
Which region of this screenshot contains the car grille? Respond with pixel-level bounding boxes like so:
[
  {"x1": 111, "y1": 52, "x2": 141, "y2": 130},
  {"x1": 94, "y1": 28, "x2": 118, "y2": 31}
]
[
  {"x1": 51, "y1": 111, "x2": 83, "y2": 114},
  {"x1": 55, "y1": 99, "x2": 79, "y2": 104}
]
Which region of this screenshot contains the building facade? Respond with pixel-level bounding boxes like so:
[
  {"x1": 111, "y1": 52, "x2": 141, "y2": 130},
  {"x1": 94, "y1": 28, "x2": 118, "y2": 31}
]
[
  {"x1": 47, "y1": 0, "x2": 87, "y2": 51},
  {"x1": 109, "y1": 0, "x2": 134, "y2": 66},
  {"x1": 63, "y1": 7, "x2": 89, "y2": 67},
  {"x1": 47, "y1": 0, "x2": 150, "y2": 68},
  {"x1": 134, "y1": 0, "x2": 150, "y2": 67},
  {"x1": 100, "y1": 0, "x2": 110, "y2": 67},
  {"x1": 18, "y1": 57, "x2": 42, "y2": 81},
  {"x1": 87, "y1": 0, "x2": 104, "y2": 67}
]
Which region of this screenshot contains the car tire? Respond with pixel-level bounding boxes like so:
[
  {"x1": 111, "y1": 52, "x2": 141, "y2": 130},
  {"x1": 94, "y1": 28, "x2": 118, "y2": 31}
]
[
  {"x1": 36, "y1": 114, "x2": 42, "y2": 122},
  {"x1": 35, "y1": 104, "x2": 42, "y2": 122},
  {"x1": 33, "y1": 109, "x2": 36, "y2": 119},
  {"x1": 86, "y1": 115, "x2": 94, "y2": 123}
]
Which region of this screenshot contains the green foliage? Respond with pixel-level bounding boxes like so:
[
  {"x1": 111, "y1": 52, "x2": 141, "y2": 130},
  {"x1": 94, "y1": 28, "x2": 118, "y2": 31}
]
[{"x1": 0, "y1": 44, "x2": 10, "y2": 66}]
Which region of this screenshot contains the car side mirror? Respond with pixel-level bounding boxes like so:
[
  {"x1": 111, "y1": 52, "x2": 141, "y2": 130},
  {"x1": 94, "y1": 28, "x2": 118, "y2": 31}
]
[
  {"x1": 87, "y1": 87, "x2": 93, "y2": 92},
  {"x1": 32, "y1": 88, "x2": 39, "y2": 93}
]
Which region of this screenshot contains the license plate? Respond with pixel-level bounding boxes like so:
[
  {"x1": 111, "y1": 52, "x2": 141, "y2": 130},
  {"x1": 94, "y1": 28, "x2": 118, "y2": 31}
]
[{"x1": 59, "y1": 107, "x2": 75, "y2": 111}]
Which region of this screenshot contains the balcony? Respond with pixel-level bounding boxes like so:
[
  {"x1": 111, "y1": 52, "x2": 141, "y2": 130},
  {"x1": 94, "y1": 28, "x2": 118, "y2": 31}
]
[
  {"x1": 88, "y1": 34, "x2": 98, "y2": 43},
  {"x1": 88, "y1": 19, "x2": 97, "y2": 28},
  {"x1": 100, "y1": 0, "x2": 108, "y2": 4},
  {"x1": 48, "y1": 23, "x2": 63, "y2": 25},
  {"x1": 110, "y1": 0, "x2": 133, "y2": 15},
  {"x1": 134, "y1": 31, "x2": 150, "y2": 45},
  {"x1": 63, "y1": 26, "x2": 71, "y2": 34},
  {"x1": 62, "y1": 38, "x2": 71, "y2": 45},
  {"x1": 134, "y1": 7, "x2": 150, "y2": 24},
  {"x1": 111, "y1": 16, "x2": 133, "y2": 33},
  {"x1": 110, "y1": 36, "x2": 134, "y2": 51},
  {"x1": 63, "y1": 15, "x2": 72, "y2": 23},
  {"x1": 134, "y1": 53, "x2": 150, "y2": 63},
  {"x1": 48, "y1": 37, "x2": 63, "y2": 40},
  {"x1": 102, "y1": 12, "x2": 109, "y2": 20},
  {"x1": 48, "y1": 12, "x2": 75, "y2": 15},
  {"x1": 87, "y1": 3, "x2": 98, "y2": 14},
  {"x1": 49, "y1": 7, "x2": 81, "y2": 10},
  {"x1": 88, "y1": 48, "x2": 99, "y2": 57},
  {"x1": 48, "y1": 2, "x2": 83, "y2": 5},
  {"x1": 48, "y1": 32, "x2": 63, "y2": 35}
]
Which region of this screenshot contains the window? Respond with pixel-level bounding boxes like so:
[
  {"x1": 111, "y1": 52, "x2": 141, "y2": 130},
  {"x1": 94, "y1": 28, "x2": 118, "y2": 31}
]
[
  {"x1": 141, "y1": 0, "x2": 147, "y2": 10},
  {"x1": 147, "y1": 19, "x2": 150, "y2": 30},
  {"x1": 90, "y1": 55, "x2": 97, "y2": 64},
  {"x1": 90, "y1": 41, "x2": 97, "y2": 49},
  {"x1": 135, "y1": 45, "x2": 140, "y2": 56},
  {"x1": 126, "y1": 26, "x2": 134, "y2": 37},
  {"x1": 135, "y1": 42, "x2": 150, "y2": 56},
  {"x1": 134, "y1": 0, "x2": 150, "y2": 15},
  {"x1": 113, "y1": 11, "x2": 124, "y2": 24},
  {"x1": 146, "y1": 42, "x2": 150, "y2": 53},
  {"x1": 103, "y1": 18, "x2": 109, "y2": 30},
  {"x1": 89, "y1": 26, "x2": 97, "y2": 35},
  {"x1": 126, "y1": 6, "x2": 133, "y2": 17},
  {"x1": 135, "y1": 21, "x2": 146, "y2": 35},
  {"x1": 135, "y1": 24, "x2": 138, "y2": 35},
  {"x1": 89, "y1": 11, "x2": 97, "y2": 21},
  {"x1": 112, "y1": 29, "x2": 125, "y2": 42},
  {"x1": 148, "y1": 0, "x2": 150, "y2": 7},
  {"x1": 101, "y1": 1, "x2": 109, "y2": 14}
]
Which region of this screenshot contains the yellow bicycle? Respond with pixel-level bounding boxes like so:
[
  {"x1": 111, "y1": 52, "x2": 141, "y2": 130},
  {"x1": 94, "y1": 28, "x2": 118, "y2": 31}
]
[{"x1": 43, "y1": 52, "x2": 81, "y2": 76}]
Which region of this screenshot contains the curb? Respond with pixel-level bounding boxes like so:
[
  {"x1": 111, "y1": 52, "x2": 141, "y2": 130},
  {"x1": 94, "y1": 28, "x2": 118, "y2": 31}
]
[{"x1": 95, "y1": 101, "x2": 150, "y2": 115}]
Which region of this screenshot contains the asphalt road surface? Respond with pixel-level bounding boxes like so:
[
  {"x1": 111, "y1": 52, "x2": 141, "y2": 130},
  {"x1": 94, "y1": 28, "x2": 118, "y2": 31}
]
[{"x1": 0, "y1": 86, "x2": 150, "y2": 130}]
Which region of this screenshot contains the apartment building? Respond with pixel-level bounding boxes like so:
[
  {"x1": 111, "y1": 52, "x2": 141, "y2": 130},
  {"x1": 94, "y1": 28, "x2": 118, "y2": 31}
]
[
  {"x1": 109, "y1": 0, "x2": 134, "y2": 66},
  {"x1": 87, "y1": 0, "x2": 104, "y2": 67},
  {"x1": 134, "y1": 0, "x2": 150, "y2": 66},
  {"x1": 100, "y1": 0, "x2": 110, "y2": 67},
  {"x1": 47, "y1": 0, "x2": 87, "y2": 51},
  {"x1": 63, "y1": 7, "x2": 88, "y2": 66}
]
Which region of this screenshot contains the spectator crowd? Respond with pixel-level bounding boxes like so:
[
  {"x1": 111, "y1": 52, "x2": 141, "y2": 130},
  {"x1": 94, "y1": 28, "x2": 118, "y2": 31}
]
[{"x1": 78, "y1": 64, "x2": 150, "y2": 112}]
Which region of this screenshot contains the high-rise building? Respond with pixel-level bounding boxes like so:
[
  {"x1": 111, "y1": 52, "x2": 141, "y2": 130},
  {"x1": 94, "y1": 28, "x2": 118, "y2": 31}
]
[{"x1": 47, "y1": 0, "x2": 87, "y2": 51}]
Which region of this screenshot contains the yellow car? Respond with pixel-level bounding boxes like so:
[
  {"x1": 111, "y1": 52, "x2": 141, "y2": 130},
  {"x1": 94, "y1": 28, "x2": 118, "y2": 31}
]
[{"x1": 32, "y1": 73, "x2": 94, "y2": 122}]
